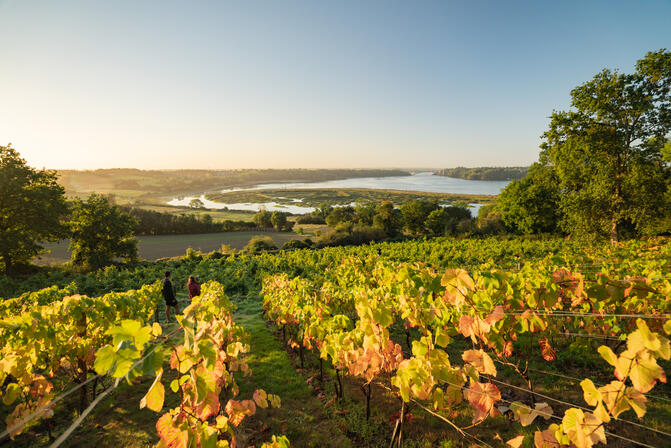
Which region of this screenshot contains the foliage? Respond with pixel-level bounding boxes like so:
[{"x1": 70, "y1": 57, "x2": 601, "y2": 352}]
[
  {"x1": 270, "y1": 212, "x2": 293, "y2": 231},
  {"x1": 399, "y1": 200, "x2": 439, "y2": 235},
  {"x1": 497, "y1": 163, "x2": 561, "y2": 234},
  {"x1": 373, "y1": 201, "x2": 402, "y2": 237},
  {"x1": 425, "y1": 206, "x2": 472, "y2": 236},
  {"x1": 476, "y1": 204, "x2": 505, "y2": 235},
  {"x1": 540, "y1": 49, "x2": 671, "y2": 242},
  {"x1": 0, "y1": 283, "x2": 162, "y2": 437},
  {"x1": 435, "y1": 166, "x2": 528, "y2": 181},
  {"x1": 244, "y1": 236, "x2": 278, "y2": 254},
  {"x1": 0, "y1": 144, "x2": 67, "y2": 273},
  {"x1": 122, "y1": 207, "x2": 233, "y2": 235},
  {"x1": 270, "y1": 211, "x2": 287, "y2": 230},
  {"x1": 69, "y1": 194, "x2": 138, "y2": 269},
  {"x1": 325, "y1": 206, "x2": 356, "y2": 227},
  {"x1": 253, "y1": 210, "x2": 273, "y2": 228},
  {"x1": 281, "y1": 239, "x2": 311, "y2": 250},
  {"x1": 92, "y1": 282, "x2": 285, "y2": 448},
  {"x1": 316, "y1": 225, "x2": 386, "y2": 248},
  {"x1": 262, "y1": 250, "x2": 671, "y2": 447}
]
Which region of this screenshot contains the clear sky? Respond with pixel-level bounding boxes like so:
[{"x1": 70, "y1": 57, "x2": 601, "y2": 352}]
[{"x1": 0, "y1": 0, "x2": 669, "y2": 170}]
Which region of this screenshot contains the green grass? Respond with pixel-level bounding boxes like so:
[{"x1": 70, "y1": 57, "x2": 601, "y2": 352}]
[
  {"x1": 35, "y1": 231, "x2": 306, "y2": 264},
  {"x1": 232, "y1": 296, "x2": 352, "y2": 447}
]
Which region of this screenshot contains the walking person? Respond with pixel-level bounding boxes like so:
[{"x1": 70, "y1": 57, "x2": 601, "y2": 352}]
[
  {"x1": 162, "y1": 271, "x2": 180, "y2": 322},
  {"x1": 187, "y1": 275, "x2": 201, "y2": 301}
]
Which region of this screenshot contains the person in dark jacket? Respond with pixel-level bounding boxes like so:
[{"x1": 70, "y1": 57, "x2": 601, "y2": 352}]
[
  {"x1": 162, "y1": 271, "x2": 180, "y2": 322},
  {"x1": 187, "y1": 275, "x2": 201, "y2": 301}
]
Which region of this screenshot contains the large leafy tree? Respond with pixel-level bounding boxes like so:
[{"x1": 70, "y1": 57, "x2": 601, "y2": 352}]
[
  {"x1": 373, "y1": 201, "x2": 402, "y2": 236},
  {"x1": 400, "y1": 200, "x2": 439, "y2": 235},
  {"x1": 540, "y1": 49, "x2": 671, "y2": 242},
  {"x1": 0, "y1": 144, "x2": 67, "y2": 273},
  {"x1": 69, "y1": 194, "x2": 138, "y2": 269},
  {"x1": 496, "y1": 163, "x2": 561, "y2": 234},
  {"x1": 425, "y1": 206, "x2": 473, "y2": 235}
]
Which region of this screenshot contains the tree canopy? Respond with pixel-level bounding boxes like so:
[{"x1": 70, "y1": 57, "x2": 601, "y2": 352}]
[
  {"x1": 496, "y1": 163, "x2": 560, "y2": 234},
  {"x1": 497, "y1": 49, "x2": 671, "y2": 242},
  {"x1": 69, "y1": 194, "x2": 138, "y2": 269},
  {"x1": 0, "y1": 144, "x2": 67, "y2": 273}
]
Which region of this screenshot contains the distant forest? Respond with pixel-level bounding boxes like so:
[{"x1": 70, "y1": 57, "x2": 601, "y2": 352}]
[{"x1": 435, "y1": 166, "x2": 528, "y2": 181}]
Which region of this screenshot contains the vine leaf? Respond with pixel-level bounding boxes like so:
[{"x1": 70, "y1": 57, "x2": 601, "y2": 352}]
[
  {"x1": 562, "y1": 409, "x2": 605, "y2": 448},
  {"x1": 156, "y1": 413, "x2": 188, "y2": 448},
  {"x1": 253, "y1": 389, "x2": 268, "y2": 408},
  {"x1": 465, "y1": 381, "x2": 501, "y2": 423},
  {"x1": 140, "y1": 370, "x2": 164, "y2": 412},
  {"x1": 462, "y1": 349, "x2": 497, "y2": 376},
  {"x1": 538, "y1": 338, "x2": 556, "y2": 361},
  {"x1": 506, "y1": 435, "x2": 524, "y2": 448},
  {"x1": 225, "y1": 399, "x2": 257, "y2": 426}
]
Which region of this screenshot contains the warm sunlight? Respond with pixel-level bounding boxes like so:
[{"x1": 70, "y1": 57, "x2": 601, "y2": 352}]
[{"x1": 1, "y1": 2, "x2": 670, "y2": 448}]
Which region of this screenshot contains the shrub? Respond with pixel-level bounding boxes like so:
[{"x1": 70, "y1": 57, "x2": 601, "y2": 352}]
[
  {"x1": 243, "y1": 236, "x2": 278, "y2": 254},
  {"x1": 282, "y1": 239, "x2": 310, "y2": 250}
]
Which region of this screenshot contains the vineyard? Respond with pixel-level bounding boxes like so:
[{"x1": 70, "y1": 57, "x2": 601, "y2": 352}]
[{"x1": 0, "y1": 236, "x2": 670, "y2": 447}]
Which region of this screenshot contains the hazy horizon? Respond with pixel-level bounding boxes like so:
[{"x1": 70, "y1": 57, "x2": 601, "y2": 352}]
[{"x1": 1, "y1": 0, "x2": 669, "y2": 170}]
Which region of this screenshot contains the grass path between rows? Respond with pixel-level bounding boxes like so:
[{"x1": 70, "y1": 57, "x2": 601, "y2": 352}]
[{"x1": 232, "y1": 296, "x2": 352, "y2": 448}]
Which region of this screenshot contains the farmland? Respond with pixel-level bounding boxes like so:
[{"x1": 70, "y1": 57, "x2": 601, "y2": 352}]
[{"x1": 34, "y1": 231, "x2": 307, "y2": 264}]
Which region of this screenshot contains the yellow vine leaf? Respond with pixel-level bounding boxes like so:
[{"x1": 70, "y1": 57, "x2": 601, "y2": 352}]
[
  {"x1": 506, "y1": 435, "x2": 524, "y2": 448},
  {"x1": 579, "y1": 379, "x2": 601, "y2": 406},
  {"x1": 140, "y1": 370, "x2": 164, "y2": 412},
  {"x1": 562, "y1": 409, "x2": 606, "y2": 448}
]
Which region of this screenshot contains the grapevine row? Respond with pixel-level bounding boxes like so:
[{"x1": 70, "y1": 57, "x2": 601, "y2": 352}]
[{"x1": 261, "y1": 256, "x2": 671, "y2": 447}]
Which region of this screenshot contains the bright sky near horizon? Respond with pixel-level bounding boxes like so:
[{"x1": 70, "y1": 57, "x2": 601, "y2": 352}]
[{"x1": 0, "y1": 0, "x2": 669, "y2": 170}]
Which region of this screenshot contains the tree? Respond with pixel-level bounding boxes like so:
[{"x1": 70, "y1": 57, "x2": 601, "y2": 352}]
[
  {"x1": 426, "y1": 206, "x2": 473, "y2": 235},
  {"x1": 316, "y1": 203, "x2": 334, "y2": 220},
  {"x1": 540, "y1": 49, "x2": 671, "y2": 242},
  {"x1": 69, "y1": 194, "x2": 138, "y2": 269},
  {"x1": 400, "y1": 200, "x2": 439, "y2": 235},
  {"x1": 0, "y1": 144, "x2": 67, "y2": 273},
  {"x1": 373, "y1": 201, "x2": 402, "y2": 236},
  {"x1": 476, "y1": 205, "x2": 505, "y2": 235},
  {"x1": 325, "y1": 206, "x2": 355, "y2": 227},
  {"x1": 354, "y1": 202, "x2": 376, "y2": 226},
  {"x1": 496, "y1": 163, "x2": 561, "y2": 234},
  {"x1": 270, "y1": 211, "x2": 288, "y2": 230},
  {"x1": 189, "y1": 198, "x2": 205, "y2": 209},
  {"x1": 425, "y1": 208, "x2": 450, "y2": 235},
  {"x1": 253, "y1": 209, "x2": 272, "y2": 228}
]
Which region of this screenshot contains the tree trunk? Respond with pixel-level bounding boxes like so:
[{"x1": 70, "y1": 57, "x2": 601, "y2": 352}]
[
  {"x1": 3, "y1": 254, "x2": 12, "y2": 275},
  {"x1": 610, "y1": 216, "x2": 619, "y2": 245}
]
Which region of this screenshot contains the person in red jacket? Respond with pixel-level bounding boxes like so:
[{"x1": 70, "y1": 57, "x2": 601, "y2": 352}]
[{"x1": 187, "y1": 275, "x2": 201, "y2": 301}]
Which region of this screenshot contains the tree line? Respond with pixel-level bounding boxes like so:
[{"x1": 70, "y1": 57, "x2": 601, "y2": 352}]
[
  {"x1": 293, "y1": 201, "x2": 475, "y2": 247},
  {"x1": 434, "y1": 166, "x2": 528, "y2": 181},
  {"x1": 122, "y1": 206, "x2": 256, "y2": 235}
]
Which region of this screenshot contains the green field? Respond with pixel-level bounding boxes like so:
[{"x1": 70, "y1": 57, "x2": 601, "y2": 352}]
[
  {"x1": 36, "y1": 232, "x2": 306, "y2": 264},
  {"x1": 134, "y1": 204, "x2": 257, "y2": 222}
]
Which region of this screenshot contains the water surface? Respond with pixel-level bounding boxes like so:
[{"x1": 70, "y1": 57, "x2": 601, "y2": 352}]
[{"x1": 168, "y1": 172, "x2": 507, "y2": 216}]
